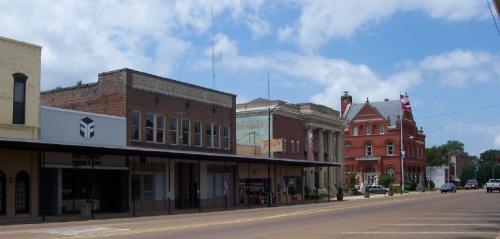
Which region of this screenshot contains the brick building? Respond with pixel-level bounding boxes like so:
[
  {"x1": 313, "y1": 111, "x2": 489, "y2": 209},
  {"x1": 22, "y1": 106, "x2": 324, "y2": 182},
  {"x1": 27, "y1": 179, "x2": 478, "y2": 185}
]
[
  {"x1": 236, "y1": 98, "x2": 345, "y2": 199},
  {"x1": 341, "y1": 92, "x2": 426, "y2": 188},
  {"x1": 41, "y1": 68, "x2": 237, "y2": 214},
  {"x1": 41, "y1": 68, "x2": 236, "y2": 154}
]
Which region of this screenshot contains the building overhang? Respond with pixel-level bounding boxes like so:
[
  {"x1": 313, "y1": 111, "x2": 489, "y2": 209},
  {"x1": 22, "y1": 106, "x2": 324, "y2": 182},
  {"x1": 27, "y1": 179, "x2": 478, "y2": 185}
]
[{"x1": 0, "y1": 138, "x2": 340, "y2": 167}]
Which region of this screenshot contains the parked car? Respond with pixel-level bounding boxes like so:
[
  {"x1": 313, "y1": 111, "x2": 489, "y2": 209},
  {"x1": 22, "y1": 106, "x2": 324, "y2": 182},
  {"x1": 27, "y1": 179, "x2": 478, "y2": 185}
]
[
  {"x1": 486, "y1": 179, "x2": 500, "y2": 193},
  {"x1": 366, "y1": 185, "x2": 389, "y2": 194},
  {"x1": 464, "y1": 179, "x2": 479, "y2": 189},
  {"x1": 440, "y1": 183, "x2": 457, "y2": 193}
]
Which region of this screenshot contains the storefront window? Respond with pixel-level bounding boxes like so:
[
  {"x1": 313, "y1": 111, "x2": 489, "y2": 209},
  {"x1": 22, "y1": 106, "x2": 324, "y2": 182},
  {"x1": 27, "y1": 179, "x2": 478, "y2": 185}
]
[
  {"x1": 15, "y1": 171, "x2": 30, "y2": 214},
  {"x1": 0, "y1": 171, "x2": 5, "y2": 215},
  {"x1": 143, "y1": 175, "x2": 153, "y2": 200}
]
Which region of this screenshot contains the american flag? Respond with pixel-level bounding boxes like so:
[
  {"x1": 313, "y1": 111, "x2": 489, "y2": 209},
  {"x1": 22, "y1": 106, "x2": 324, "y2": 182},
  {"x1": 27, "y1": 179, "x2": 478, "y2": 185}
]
[{"x1": 400, "y1": 94, "x2": 411, "y2": 111}]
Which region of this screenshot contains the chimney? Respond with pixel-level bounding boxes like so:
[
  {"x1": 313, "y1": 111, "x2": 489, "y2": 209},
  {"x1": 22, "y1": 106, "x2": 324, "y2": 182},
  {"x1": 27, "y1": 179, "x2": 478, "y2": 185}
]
[{"x1": 341, "y1": 91, "x2": 352, "y2": 117}]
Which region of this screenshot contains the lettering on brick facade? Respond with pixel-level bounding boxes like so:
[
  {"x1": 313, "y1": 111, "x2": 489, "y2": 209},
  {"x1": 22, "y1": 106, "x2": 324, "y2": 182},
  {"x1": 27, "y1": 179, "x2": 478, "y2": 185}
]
[{"x1": 132, "y1": 73, "x2": 233, "y2": 108}]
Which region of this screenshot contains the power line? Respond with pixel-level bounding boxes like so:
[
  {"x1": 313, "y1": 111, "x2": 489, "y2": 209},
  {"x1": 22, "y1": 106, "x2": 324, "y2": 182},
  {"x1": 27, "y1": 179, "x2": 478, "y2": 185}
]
[{"x1": 487, "y1": 0, "x2": 500, "y2": 37}]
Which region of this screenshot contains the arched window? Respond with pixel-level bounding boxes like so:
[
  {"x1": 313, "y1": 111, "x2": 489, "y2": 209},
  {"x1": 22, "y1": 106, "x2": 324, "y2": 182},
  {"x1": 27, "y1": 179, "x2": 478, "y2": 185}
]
[
  {"x1": 0, "y1": 171, "x2": 5, "y2": 215},
  {"x1": 365, "y1": 125, "x2": 372, "y2": 135},
  {"x1": 352, "y1": 126, "x2": 358, "y2": 136},
  {"x1": 12, "y1": 73, "x2": 28, "y2": 124},
  {"x1": 365, "y1": 143, "x2": 373, "y2": 156},
  {"x1": 386, "y1": 142, "x2": 394, "y2": 156},
  {"x1": 386, "y1": 168, "x2": 396, "y2": 177},
  {"x1": 15, "y1": 171, "x2": 30, "y2": 214}
]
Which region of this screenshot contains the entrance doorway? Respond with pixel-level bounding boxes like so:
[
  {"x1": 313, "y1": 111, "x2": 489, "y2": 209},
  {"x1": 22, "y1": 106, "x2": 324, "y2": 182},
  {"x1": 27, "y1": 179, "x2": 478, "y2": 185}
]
[
  {"x1": 363, "y1": 167, "x2": 376, "y2": 185},
  {"x1": 175, "y1": 162, "x2": 199, "y2": 210}
]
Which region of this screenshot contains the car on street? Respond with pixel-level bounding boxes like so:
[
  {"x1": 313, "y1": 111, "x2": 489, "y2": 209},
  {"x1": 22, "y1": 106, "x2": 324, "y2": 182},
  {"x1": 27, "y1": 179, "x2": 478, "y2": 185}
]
[
  {"x1": 366, "y1": 185, "x2": 389, "y2": 194},
  {"x1": 486, "y1": 179, "x2": 500, "y2": 193},
  {"x1": 464, "y1": 179, "x2": 479, "y2": 189},
  {"x1": 440, "y1": 183, "x2": 457, "y2": 193}
]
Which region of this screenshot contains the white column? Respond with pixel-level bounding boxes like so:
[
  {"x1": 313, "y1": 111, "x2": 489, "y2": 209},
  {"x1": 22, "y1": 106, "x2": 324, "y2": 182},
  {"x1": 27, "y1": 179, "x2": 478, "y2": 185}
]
[
  {"x1": 318, "y1": 129, "x2": 325, "y2": 190},
  {"x1": 327, "y1": 131, "x2": 335, "y2": 194},
  {"x1": 306, "y1": 127, "x2": 315, "y2": 191},
  {"x1": 336, "y1": 131, "x2": 345, "y2": 187}
]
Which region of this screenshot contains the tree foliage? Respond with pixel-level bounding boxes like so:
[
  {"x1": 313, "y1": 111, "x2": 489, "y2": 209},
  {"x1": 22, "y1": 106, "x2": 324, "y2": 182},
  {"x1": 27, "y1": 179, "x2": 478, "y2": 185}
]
[
  {"x1": 459, "y1": 165, "x2": 476, "y2": 186},
  {"x1": 379, "y1": 175, "x2": 395, "y2": 188},
  {"x1": 425, "y1": 140, "x2": 465, "y2": 166},
  {"x1": 479, "y1": 149, "x2": 500, "y2": 163}
]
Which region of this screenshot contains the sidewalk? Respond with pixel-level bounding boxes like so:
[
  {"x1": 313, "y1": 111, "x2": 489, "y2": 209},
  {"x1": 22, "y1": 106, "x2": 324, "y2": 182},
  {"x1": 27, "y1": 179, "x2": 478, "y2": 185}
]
[{"x1": 341, "y1": 190, "x2": 433, "y2": 201}]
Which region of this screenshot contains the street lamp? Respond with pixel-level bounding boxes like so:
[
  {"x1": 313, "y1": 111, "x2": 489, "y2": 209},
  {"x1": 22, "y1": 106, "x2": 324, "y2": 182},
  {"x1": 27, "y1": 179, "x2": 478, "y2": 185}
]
[{"x1": 267, "y1": 101, "x2": 288, "y2": 207}]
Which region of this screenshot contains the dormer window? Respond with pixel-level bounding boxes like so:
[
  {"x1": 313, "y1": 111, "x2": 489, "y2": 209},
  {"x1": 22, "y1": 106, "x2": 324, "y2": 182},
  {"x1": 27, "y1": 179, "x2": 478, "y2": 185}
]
[
  {"x1": 379, "y1": 125, "x2": 385, "y2": 134},
  {"x1": 12, "y1": 73, "x2": 27, "y2": 124},
  {"x1": 365, "y1": 125, "x2": 372, "y2": 135}
]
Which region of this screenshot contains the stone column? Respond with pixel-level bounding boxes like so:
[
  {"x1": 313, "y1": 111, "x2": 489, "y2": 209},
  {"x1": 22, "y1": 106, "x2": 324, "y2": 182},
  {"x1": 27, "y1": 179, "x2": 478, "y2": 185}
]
[
  {"x1": 327, "y1": 131, "x2": 335, "y2": 194},
  {"x1": 306, "y1": 127, "x2": 315, "y2": 192},
  {"x1": 336, "y1": 131, "x2": 345, "y2": 187},
  {"x1": 318, "y1": 129, "x2": 325, "y2": 190}
]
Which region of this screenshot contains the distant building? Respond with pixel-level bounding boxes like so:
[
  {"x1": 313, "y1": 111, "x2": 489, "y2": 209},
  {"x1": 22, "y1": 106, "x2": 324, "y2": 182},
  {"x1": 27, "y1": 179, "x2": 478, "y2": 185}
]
[
  {"x1": 0, "y1": 36, "x2": 41, "y2": 218},
  {"x1": 236, "y1": 98, "x2": 345, "y2": 197},
  {"x1": 426, "y1": 166, "x2": 449, "y2": 189},
  {"x1": 448, "y1": 150, "x2": 475, "y2": 185},
  {"x1": 341, "y1": 92, "x2": 426, "y2": 188}
]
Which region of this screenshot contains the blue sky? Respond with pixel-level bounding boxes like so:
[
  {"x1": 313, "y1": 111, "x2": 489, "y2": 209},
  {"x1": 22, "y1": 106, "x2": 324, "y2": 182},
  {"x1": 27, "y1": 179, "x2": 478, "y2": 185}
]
[{"x1": 1, "y1": 0, "x2": 499, "y2": 156}]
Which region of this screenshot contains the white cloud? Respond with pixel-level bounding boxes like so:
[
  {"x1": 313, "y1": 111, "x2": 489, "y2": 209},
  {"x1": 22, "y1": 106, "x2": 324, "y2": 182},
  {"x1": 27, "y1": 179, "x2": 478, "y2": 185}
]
[
  {"x1": 0, "y1": 0, "x2": 268, "y2": 89},
  {"x1": 280, "y1": 0, "x2": 489, "y2": 51},
  {"x1": 495, "y1": 135, "x2": 500, "y2": 148},
  {"x1": 419, "y1": 50, "x2": 500, "y2": 87}
]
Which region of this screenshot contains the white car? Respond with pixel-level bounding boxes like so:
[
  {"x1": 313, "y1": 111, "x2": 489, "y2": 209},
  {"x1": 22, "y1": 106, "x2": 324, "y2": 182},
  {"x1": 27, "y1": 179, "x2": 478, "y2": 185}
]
[{"x1": 486, "y1": 179, "x2": 500, "y2": 193}]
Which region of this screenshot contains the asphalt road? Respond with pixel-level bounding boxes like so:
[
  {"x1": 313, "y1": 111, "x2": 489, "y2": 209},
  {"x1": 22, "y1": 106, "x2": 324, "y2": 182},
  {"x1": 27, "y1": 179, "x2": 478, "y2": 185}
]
[{"x1": 1, "y1": 190, "x2": 499, "y2": 239}]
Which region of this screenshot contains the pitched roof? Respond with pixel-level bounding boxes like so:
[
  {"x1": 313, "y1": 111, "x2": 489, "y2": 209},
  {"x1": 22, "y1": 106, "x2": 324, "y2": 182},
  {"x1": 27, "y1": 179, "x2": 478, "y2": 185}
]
[{"x1": 345, "y1": 100, "x2": 401, "y2": 125}]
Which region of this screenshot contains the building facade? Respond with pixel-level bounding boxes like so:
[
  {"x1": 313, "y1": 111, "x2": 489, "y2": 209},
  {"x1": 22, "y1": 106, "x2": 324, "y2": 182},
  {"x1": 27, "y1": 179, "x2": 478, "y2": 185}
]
[
  {"x1": 0, "y1": 36, "x2": 41, "y2": 218},
  {"x1": 40, "y1": 68, "x2": 238, "y2": 215},
  {"x1": 236, "y1": 98, "x2": 345, "y2": 199},
  {"x1": 342, "y1": 92, "x2": 426, "y2": 188}
]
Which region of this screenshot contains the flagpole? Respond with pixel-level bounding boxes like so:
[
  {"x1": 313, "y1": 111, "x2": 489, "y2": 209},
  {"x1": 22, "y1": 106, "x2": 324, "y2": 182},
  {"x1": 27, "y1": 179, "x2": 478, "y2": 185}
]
[{"x1": 400, "y1": 94, "x2": 404, "y2": 195}]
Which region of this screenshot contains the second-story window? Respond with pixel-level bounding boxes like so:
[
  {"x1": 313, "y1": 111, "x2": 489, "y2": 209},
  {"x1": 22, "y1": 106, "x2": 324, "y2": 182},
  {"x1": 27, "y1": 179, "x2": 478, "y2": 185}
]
[
  {"x1": 283, "y1": 139, "x2": 287, "y2": 153},
  {"x1": 291, "y1": 140, "x2": 295, "y2": 153},
  {"x1": 206, "y1": 123, "x2": 213, "y2": 148},
  {"x1": 12, "y1": 73, "x2": 27, "y2": 124},
  {"x1": 213, "y1": 124, "x2": 220, "y2": 148},
  {"x1": 146, "y1": 113, "x2": 154, "y2": 142},
  {"x1": 379, "y1": 125, "x2": 385, "y2": 134},
  {"x1": 365, "y1": 125, "x2": 372, "y2": 135},
  {"x1": 223, "y1": 125, "x2": 230, "y2": 150},
  {"x1": 156, "y1": 115, "x2": 164, "y2": 143},
  {"x1": 365, "y1": 143, "x2": 373, "y2": 156},
  {"x1": 352, "y1": 126, "x2": 358, "y2": 136},
  {"x1": 131, "y1": 111, "x2": 141, "y2": 141},
  {"x1": 296, "y1": 141, "x2": 301, "y2": 154},
  {"x1": 193, "y1": 121, "x2": 202, "y2": 147},
  {"x1": 170, "y1": 117, "x2": 178, "y2": 145},
  {"x1": 182, "y1": 119, "x2": 190, "y2": 146},
  {"x1": 386, "y1": 143, "x2": 394, "y2": 156}
]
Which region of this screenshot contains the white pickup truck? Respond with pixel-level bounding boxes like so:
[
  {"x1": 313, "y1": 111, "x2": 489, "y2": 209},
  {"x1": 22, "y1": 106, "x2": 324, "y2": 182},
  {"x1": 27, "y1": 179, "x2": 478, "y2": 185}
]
[{"x1": 486, "y1": 179, "x2": 500, "y2": 193}]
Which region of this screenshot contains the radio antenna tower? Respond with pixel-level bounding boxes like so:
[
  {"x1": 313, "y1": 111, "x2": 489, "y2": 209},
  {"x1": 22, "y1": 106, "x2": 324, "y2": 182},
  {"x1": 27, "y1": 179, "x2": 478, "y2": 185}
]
[{"x1": 211, "y1": 4, "x2": 222, "y2": 89}]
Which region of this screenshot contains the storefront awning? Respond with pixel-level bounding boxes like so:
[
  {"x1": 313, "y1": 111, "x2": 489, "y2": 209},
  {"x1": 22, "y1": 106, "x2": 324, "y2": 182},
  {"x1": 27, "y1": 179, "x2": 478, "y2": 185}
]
[{"x1": 0, "y1": 138, "x2": 341, "y2": 167}]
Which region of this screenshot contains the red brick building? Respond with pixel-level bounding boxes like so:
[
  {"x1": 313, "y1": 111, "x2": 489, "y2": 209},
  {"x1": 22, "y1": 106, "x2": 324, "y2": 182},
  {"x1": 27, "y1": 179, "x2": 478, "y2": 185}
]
[
  {"x1": 41, "y1": 68, "x2": 236, "y2": 154},
  {"x1": 341, "y1": 92, "x2": 426, "y2": 188}
]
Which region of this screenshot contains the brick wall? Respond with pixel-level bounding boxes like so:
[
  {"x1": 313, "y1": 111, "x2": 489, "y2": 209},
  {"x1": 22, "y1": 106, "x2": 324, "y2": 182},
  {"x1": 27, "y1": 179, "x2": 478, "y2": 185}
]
[
  {"x1": 40, "y1": 71, "x2": 126, "y2": 117},
  {"x1": 272, "y1": 114, "x2": 304, "y2": 160}
]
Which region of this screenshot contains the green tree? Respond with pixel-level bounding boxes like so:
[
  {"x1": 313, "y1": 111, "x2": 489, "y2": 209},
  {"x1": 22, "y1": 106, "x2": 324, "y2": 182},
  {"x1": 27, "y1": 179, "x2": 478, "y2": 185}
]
[
  {"x1": 444, "y1": 140, "x2": 464, "y2": 153},
  {"x1": 459, "y1": 165, "x2": 476, "y2": 186},
  {"x1": 477, "y1": 160, "x2": 500, "y2": 186},
  {"x1": 479, "y1": 149, "x2": 500, "y2": 163},
  {"x1": 425, "y1": 146, "x2": 448, "y2": 166},
  {"x1": 379, "y1": 175, "x2": 395, "y2": 188}
]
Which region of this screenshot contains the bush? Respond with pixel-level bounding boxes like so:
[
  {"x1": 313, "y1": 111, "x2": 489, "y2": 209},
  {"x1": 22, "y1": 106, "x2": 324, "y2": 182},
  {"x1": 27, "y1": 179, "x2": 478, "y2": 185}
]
[
  {"x1": 379, "y1": 175, "x2": 396, "y2": 188},
  {"x1": 404, "y1": 181, "x2": 417, "y2": 191}
]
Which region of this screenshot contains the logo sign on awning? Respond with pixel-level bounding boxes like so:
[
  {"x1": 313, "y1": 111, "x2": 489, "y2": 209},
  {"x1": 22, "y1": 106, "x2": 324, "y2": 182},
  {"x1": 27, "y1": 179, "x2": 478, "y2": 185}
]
[{"x1": 80, "y1": 117, "x2": 95, "y2": 139}]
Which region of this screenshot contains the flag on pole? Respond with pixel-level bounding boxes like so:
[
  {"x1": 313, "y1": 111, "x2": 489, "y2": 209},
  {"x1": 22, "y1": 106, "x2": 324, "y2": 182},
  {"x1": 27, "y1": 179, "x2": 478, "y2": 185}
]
[{"x1": 400, "y1": 94, "x2": 411, "y2": 111}]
